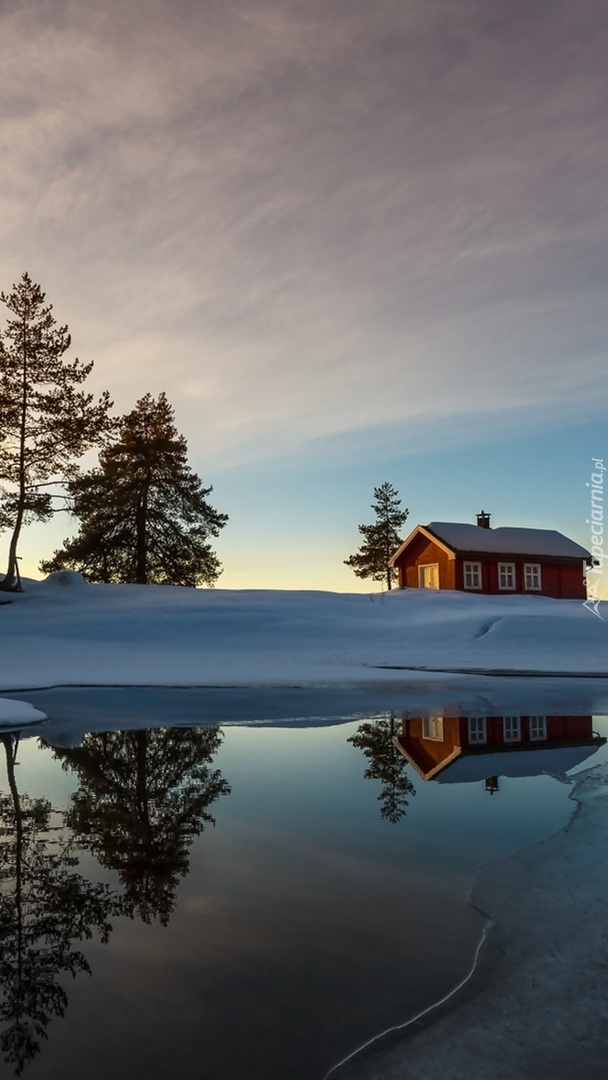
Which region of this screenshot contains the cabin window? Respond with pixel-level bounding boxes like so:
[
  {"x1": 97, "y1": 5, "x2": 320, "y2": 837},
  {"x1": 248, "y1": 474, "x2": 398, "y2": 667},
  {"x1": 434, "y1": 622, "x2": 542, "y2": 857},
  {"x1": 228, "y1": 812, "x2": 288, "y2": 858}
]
[
  {"x1": 418, "y1": 563, "x2": 439, "y2": 589},
  {"x1": 503, "y1": 716, "x2": 521, "y2": 742},
  {"x1": 422, "y1": 715, "x2": 444, "y2": 740},
  {"x1": 529, "y1": 716, "x2": 547, "y2": 741},
  {"x1": 468, "y1": 717, "x2": 487, "y2": 744},
  {"x1": 524, "y1": 563, "x2": 541, "y2": 591},
  {"x1": 498, "y1": 562, "x2": 516, "y2": 590},
  {"x1": 463, "y1": 561, "x2": 482, "y2": 589}
]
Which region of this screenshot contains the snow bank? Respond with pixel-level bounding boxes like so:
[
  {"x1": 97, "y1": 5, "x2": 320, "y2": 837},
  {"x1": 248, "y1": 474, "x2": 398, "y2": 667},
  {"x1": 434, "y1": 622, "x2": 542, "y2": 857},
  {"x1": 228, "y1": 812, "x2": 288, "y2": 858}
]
[
  {"x1": 36, "y1": 569, "x2": 88, "y2": 589},
  {"x1": 0, "y1": 579, "x2": 606, "y2": 690},
  {"x1": 0, "y1": 697, "x2": 48, "y2": 728}
]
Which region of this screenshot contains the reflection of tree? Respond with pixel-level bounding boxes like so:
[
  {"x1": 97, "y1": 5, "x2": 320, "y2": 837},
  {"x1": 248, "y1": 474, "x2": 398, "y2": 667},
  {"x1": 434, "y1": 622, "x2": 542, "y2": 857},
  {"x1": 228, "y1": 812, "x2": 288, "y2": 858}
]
[
  {"x1": 0, "y1": 735, "x2": 123, "y2": 1075},
  {"x1": 348, "y1": 715, "x2": 415, "y2": 824},
  {"x1": 53, "y1": 727, "x2": 230, "y2": 926}
]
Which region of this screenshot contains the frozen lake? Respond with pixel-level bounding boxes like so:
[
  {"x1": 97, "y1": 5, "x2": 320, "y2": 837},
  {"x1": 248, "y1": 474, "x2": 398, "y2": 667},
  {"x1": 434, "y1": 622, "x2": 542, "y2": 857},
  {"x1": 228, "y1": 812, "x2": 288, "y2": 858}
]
[{"x1": 0, "y1": 686, "x2": 606, "y2": 1079}]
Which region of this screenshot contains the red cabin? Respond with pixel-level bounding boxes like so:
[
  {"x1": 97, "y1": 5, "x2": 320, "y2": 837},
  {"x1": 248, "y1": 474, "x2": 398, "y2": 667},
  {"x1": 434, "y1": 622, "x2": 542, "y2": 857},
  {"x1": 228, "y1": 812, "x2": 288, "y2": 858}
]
[
  {"x1": 393, "y1": 714, "x2": 604, "y2": 784},
  {"x1": 388, "y1": 513, "x2": 590, "y2": 600}
]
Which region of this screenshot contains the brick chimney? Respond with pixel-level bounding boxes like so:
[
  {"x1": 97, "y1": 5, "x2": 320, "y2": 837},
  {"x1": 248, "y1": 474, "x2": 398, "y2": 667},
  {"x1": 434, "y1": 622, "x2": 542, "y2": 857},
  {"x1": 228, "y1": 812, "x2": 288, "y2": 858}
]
[{"x1": 476, "y1": 511, "x2": 491, "y2": 529}]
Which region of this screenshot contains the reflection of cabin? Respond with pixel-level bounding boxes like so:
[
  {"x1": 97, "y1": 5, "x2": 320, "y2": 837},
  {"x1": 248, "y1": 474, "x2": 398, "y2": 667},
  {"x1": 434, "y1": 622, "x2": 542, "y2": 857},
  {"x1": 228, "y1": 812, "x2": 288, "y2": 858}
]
[
  {"x1": 388, "y1": 513, "x2": 590, "y2": 599},
  {"x1": 393, "y1": 714, "x2": 605, "y2": 784}
]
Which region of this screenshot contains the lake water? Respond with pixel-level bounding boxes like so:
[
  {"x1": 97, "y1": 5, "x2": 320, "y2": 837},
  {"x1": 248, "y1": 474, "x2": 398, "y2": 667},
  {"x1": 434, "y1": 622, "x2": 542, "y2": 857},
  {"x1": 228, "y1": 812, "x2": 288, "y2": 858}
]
[{"x1": 1, "y1": 686, "x2": 607, "y2": 1080}]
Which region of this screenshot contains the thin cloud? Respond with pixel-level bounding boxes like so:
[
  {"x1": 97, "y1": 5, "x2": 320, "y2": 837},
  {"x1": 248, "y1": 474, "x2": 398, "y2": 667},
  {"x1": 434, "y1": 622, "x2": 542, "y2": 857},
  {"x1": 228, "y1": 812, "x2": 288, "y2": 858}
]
[{"x1": 1, "y1": 0, "x2": 606, "y2": 472}]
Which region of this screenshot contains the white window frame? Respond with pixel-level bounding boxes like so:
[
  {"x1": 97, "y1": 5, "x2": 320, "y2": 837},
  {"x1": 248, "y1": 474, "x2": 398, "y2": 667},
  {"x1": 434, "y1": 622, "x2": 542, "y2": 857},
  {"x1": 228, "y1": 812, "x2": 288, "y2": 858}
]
[
  {"x1": 468, "y1": 717, "x2": 487, "y2": 745},
  {"x1": 529, "y1": 716, "x2": 547, "y2": 741},
  {"x1": 422, "y1": 715, "x2": 444, "y2": 740},
  {"x1": 503, "y1": 716, "x2": 521, "y2": 742},
  {"x1": 463, "y1": 561, "x2": 482, "y2": 590},
  {"x1": 498, "y1": 562, "x2": 516, "y2": 591},
  {"x1": 524, "y1": 563, "x2": 542, "y2": 591},
  {"x1": 418, "y1": 563, "x2": 439, "y2": 589}
]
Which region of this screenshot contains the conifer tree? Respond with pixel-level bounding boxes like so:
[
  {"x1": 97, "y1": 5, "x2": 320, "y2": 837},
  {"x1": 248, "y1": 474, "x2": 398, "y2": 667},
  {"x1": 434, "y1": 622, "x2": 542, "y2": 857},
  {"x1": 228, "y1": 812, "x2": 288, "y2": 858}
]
[
  {"x1": 54, "y1": 727, "x2": 230, "y2": 926},
  {"x1": 0, "y1": 735, "x2": 123, "y2": 1073},
  {"x1": 344, "y1": 481, "x2": 408, "y2": 590},
  {"x1": 0, "y1": 273, "x2": 112, "y2": 590},
  {"x1": 347, "y1": 715, "x2": 415, "y2": 824},
  {"x1": 41, "y1": 392, "x2": 227, "y2": 586}
]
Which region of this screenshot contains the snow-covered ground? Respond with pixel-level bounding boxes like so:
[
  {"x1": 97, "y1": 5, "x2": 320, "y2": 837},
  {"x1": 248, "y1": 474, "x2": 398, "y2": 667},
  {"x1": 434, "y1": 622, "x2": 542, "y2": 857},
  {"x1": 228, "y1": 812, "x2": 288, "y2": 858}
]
[
  {"x1": 0, "y1": 696, "x2": 47, "y2": 727},
  {"x1": 0, "y1": 571, "x2": 606, "y2": 691}
]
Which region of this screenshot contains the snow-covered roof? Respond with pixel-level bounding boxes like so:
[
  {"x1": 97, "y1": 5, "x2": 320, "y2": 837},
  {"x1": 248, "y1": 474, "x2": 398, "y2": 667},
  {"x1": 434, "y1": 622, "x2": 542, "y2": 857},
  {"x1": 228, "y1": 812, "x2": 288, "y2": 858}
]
[
  {"x1": 436, "y1": 743, "x2": 602, "y2": 783},
  {"x1": 426, "y1": 522, "x2": 590, "y2": 559}
]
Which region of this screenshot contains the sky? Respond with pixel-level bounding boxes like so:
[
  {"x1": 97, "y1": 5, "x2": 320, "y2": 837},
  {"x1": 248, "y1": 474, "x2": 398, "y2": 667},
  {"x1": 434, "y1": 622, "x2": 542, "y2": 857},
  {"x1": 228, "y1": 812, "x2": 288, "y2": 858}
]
[{"x1": 1, "y1": 0, "x2": 607, "y2": 592}]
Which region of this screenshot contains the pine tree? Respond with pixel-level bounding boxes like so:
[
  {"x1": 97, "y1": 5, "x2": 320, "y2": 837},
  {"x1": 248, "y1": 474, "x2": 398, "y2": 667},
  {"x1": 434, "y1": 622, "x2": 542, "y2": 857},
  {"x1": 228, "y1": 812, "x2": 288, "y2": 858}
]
[
  {"x1": 0, "y1": 735, "x2": 124, "y2": 1073},
  {"x1": 347, "y1": 715, "x2": 416, "y2": 824},
  {"x1": 41, "y1": 392, "x2": 227, "y2": 586},
  {"x1": 54, "y1": 727, "x2": 230, "y2": 926},
  {"x1": 344, "y1": 481, "x2": 408, "y2": 590},
  {"x1": 0, "y1": 273, "x2": 112, "y2": 590}
]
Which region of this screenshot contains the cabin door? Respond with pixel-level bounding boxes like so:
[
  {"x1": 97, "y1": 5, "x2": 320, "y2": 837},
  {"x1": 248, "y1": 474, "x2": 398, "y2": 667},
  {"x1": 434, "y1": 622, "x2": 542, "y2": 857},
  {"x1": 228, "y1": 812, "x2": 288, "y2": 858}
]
[{"x1": 418, "y1": 564, "x2": 439, "y2": 589}]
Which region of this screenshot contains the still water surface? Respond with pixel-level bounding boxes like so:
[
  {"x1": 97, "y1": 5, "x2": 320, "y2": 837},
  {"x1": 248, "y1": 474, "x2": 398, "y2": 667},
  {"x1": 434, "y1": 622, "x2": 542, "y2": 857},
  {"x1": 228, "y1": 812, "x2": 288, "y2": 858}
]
[{"x1": 1, "y1": 691, "x2": 606, "y2": 1080}]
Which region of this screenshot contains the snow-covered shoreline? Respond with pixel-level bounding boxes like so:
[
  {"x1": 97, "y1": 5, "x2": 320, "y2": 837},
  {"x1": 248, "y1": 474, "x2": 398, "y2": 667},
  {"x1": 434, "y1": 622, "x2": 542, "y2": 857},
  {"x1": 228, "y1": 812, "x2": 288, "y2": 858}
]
[
  {"x1": 331, "y1": 761, "x2": 608, "y2": 1080},
  {"x1": 0, "y1": 572, "x2": 606, "y2": 692},
  {"x1": 0, "y1": 697, "x2": 48, "y2": 728}
]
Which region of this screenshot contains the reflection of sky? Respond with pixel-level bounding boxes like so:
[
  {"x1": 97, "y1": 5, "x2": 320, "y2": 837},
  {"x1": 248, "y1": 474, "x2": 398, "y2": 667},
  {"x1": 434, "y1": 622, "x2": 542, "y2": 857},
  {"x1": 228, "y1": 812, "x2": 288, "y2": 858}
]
[
  {"x1": 216, "y1": 723, "x2": 577, "y2": 872},
  {"x1": 2, "y1": 708, "x2": 594, "y2": 1078},
  {"x1": 11, "y1": 735, "x2": 79, "y2": 805}
]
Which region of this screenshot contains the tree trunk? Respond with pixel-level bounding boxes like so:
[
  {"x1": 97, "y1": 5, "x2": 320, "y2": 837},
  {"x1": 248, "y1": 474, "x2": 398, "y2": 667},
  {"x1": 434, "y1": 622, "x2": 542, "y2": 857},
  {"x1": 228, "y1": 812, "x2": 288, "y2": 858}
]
[
  {"x1": 1, "y1": 324, "x2": 27, "y2": 591},
  {"x1": 1, "y1": 506, "x2": 25, "y2": 590},
  {"x1": 3, "y1": 737, "x2": 24, "y2": 984},
  {"x1": 135, "y1": 486, "x2": 148, "y2": 585}
]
